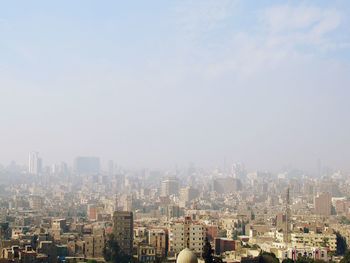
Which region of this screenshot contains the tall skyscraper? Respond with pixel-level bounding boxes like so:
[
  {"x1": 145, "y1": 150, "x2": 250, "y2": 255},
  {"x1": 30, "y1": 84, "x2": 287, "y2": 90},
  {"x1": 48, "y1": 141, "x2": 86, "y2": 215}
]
[
  {"x1": 108, "y1": 160, "x2": 114, "y2": 175},
  {"x1": 113, "y1": 211, "x2": 133, "y2": 256},
  {"x1": 28, "y1": 152, "x2": 42, "y2": 175},
  {"x1": 74, "y1": 156, "x2": 100, "y2": 175},
  {"x1": 160, "y1": 177, "x2": 179, "y2": 197},
  {"x1": 314, "y1": 192, "x2": 332, "y2": 216}
]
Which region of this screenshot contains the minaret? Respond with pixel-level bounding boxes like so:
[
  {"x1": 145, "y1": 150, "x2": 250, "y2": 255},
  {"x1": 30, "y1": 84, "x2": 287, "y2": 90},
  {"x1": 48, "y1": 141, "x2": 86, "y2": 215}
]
[{"x1": 285, "y1": 187, "x2": 291, "y2": 243}]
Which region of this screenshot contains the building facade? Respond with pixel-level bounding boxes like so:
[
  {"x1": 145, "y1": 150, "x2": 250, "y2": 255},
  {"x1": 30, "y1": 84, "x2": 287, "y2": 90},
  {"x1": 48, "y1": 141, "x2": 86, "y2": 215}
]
[
  {"x1": 168, "y1": 217, "x2": 205, "y2": 256},
  {"x1": 113, "y1": 211, "x2": 133, "y2": 256}
]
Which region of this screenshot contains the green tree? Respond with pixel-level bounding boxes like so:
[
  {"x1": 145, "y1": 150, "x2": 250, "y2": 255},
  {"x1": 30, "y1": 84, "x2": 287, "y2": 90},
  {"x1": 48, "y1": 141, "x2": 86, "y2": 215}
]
[
  {"x1": 336, "y1": 231, "x2": 347, "y2": 255},
  {"x1": 282, "y1": 259, "x2": 294, "y2": 263},
  {"x1": 259, "y1": 251, "x2": 279, "y2": 263},
  {"x1": 303, "y1": 227, "x2": 309, "y2": 233},
  {"x1": 103, "y1": 233, "x2": 131, "y2": 263},
  {"x1": 296, "y1": 257, "x2": 314, "y2": 263},
  {"x1": 340, "y1": 216, "x2": 350, "y2": 225},
  {"x1": 213, "y1": 255, "x2": 223, "y2": 263},
  {"x1": 86, "y1": 260, "x2": 97, "y2": 263},
  {"x1": 30, "y1": 234, "x2": 38, "y2": 250},
  {"x1": 202, "y1": 237, "x2": 213, "y2": 263},
  {"x1": 155, "y1": 256, "x2": 166, "y2": 263},
  {"x1": 340, "y1": 250, "x2": 350, "y2": 263}
]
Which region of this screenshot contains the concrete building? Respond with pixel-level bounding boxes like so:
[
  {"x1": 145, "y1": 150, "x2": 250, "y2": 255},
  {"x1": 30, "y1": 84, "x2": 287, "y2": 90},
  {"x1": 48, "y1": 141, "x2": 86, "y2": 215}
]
[
  {"x1": 113, "y1": 211, "x2": 133, "y2": 256},
  {"x1": 205, "y1": 225, "x2": 219, "y2": 242},
  {"x1": 212, "y1": 178, "x2": 241, "y2": 194},
  {"x1": 291, "y1": 232, "x2": 337, "y2": 251},
  {"x1": 74, "y1": 156, "x2": 100, "y2": 175},
  {"x1": 166, "y1": 205, "x2": 183, "y2": 219},
  {"x1": 214, "y1": 238, "x2": 240, "y2": 255},
  {"x1": 168, "y1": 217, "x2": 205, "y2": 256},
  {"x1": 83, "y1": 233, "x2": 105, "y2": 258},
  {"x1": 179, "y1": 187, "x2": 199, "y2": 207},
  {"x1": 314, "y1": 192, "x2": 332, "y2": 216},
  {"x1": 29, "y1": 195, "x2": 44, "y2": 210},
  {"x1": 161, "y1": 177, "x2": 179, "y2": 197},
  {"x1": 28, "y1": 152, "x2": 42, "y2": 175},
  {"x1": 280, "y1": 247, "x2": 328, "y2": 262},
  {"x1": 51, "y1": 219, "x2": 67, "y2": 232},
  {"x1": 137, "y1": 245, "x2": 156, "y2": 262},
  {"x1": 148, "y1": 228, "x2": 167, "y2": 257},
  {"x1": 87, "y1": 204, "x2": 104, "y2": 221}
]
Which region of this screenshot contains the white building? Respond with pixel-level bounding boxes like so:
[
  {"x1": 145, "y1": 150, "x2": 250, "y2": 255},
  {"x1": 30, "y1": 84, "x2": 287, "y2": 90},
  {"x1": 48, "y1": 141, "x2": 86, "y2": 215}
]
[{"x1": 28, "y1": 152, "x2": 42, "y2": 175}]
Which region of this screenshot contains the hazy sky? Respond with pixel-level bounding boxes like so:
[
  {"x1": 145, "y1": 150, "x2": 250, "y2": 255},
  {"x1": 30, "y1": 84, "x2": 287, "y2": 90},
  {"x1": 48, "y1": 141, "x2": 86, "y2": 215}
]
[{"x1": 1, "y1": 1, "x2": 350, "y2": 172}]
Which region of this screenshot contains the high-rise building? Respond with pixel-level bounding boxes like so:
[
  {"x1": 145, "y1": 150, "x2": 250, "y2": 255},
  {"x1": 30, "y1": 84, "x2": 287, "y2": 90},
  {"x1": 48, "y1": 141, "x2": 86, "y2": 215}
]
[
  {"x1": 148, "y1": 228, "x2": 167, "y2": 257},
  {"x1": 28, "y1": 152, "x2": 42, "y2": 175},
  {"x1": 113, "y1": 211, "x2": 133, "y2": 256},
  {"x1": 29, "y1": 195, "x2": 44, "y2": 210},
  {"x1": 231, "y1": 163, "x2": 246, "y2": 179},
  {"x1": 179, "y1": 187, "x2": 199, "y2": 207},
  {"x1": 168, "y1": 217, "x2": 205, "y2": 256},
  {"x1": 74, "y1": 156, "x2": 100, "y2": 175},
  {"x1": 124, "y1": 195, "x2": 133, "y2": 212},
  {"x1": 87, "y1": 204, "x2": 103, "y2": 221},
  {"x1": 160, "y1": 177, "x2": 179, "y2": 197},
  {"x1": 84, "y1": 228, "x2": 105, "y2": 258},
  {"x1": 166, "y1": 204, "x2": 183, "y2": 219},
  {"x1": 108, "y1": 160, "x2": 114, "y2": 175},
  {"x1": 212, "y1": 177, "x2": 241, "y2": 194},
  {"x1": 314, "y1": 192, "x2": 332, "y2": 216}
]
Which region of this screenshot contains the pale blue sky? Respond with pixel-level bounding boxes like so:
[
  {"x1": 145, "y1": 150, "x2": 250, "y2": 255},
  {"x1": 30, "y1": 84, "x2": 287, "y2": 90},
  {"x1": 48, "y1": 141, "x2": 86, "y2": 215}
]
[{"x1": 1, "y1": 1, "x2": 350, "y2": 172}]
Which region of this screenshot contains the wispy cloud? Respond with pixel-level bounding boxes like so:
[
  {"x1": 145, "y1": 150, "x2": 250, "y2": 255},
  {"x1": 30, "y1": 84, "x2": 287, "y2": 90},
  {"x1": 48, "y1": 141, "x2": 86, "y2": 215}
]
[
  {"x1": 173, "y1": 1, "x2": 349, "y2": 79},
  {"x1": 176, "y1": 0, "x2": 238, "y2": 32},
  {"x1": 260, "y1": 4, "x2": 343, "y2": 51}
]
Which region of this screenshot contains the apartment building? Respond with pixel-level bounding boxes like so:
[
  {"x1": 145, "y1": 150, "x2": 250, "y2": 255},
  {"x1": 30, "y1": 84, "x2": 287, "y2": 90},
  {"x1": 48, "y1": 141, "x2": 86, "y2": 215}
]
[
  {"x1": 168, "y1": 217, "x2": 205, "y2": 255},
  {"x1": 113, "y1": 211, "x2": 133, "y2": 256},
  {"x1": 291, "y1": 232, "x2": 337, "y2": 251},
  {"x1": 148, "y1": 228, "x2": 167, "y2": 257}
]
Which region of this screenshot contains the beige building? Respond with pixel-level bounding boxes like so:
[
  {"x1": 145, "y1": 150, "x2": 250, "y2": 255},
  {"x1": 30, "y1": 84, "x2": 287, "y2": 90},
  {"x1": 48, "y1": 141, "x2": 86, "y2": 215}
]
[
  {"x1": 272, "y1": 247, "x2": 328, "y2": 262},
  {"x1": 83, "y1": 232, "x2": 105, "y2": 258},
  {"x1": 291, "y1": 232, "x2": 337, "y2": 251},
  {"x1": 148, "y1": 228, "x2": 167, "y2": 257},
  {"x1": 29, "y1": 195, "x2": 44, "y2": 210},
  {"x1": 137, "y1": 245, "x2": 156, "y2": 262},
  {"x1": 179, "y1": 187, "x2": 198, "y2": 207},
  {"x1": 168, "y1": 217, "x2": 205, "y2": 256},
  {"x1": 161, "y1": 177, "x2": 179, "y2": 197}
]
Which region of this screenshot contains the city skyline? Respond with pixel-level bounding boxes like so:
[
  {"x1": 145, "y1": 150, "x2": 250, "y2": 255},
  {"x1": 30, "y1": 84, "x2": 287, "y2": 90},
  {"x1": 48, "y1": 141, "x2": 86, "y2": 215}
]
[
  {"x1": 0, "y1": 150, "x2": 342, "y2": 176},
  {"x1": 1, "y1": 2, "x2": 350, "y2": 263}
]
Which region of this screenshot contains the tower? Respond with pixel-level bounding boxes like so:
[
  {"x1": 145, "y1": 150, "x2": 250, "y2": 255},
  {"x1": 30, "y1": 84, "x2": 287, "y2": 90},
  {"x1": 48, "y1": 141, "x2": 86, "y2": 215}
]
[
  {"x1": 285, "y1": 187, "x2": 291, "y2": 243},
  {"x1": 28, "y1": 152, "x2": 42, "y2": 175}
]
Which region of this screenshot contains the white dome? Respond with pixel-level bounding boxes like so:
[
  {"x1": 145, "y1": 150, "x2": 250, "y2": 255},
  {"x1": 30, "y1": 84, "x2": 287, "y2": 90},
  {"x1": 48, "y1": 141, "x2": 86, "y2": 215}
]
[{"x1": 176, "y1": 248, "x2": 198, "y2": 263}]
